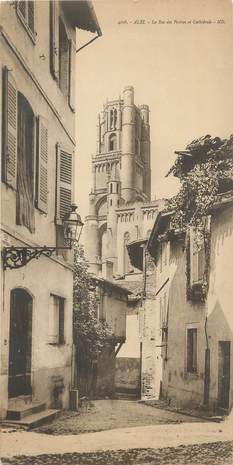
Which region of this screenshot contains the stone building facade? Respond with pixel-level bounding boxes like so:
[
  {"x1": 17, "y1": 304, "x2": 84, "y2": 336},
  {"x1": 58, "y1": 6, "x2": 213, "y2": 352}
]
[{"x1": 0, "y1": 1, "x2": 100, "y2": 420}]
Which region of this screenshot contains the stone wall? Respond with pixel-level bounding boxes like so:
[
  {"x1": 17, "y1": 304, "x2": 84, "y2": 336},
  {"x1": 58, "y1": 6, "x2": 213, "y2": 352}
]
[{"x1": 115, "y1": 357, "x2": 140, "y2": 395}]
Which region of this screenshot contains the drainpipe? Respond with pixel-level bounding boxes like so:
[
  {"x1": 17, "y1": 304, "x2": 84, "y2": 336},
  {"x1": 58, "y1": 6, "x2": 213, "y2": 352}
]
[
  {"x1": 203, "y1": 315, "x2": 210, "y2": 406},
  {"x1": 203, "y1": 216, "x2": 211, "y2": 407}
]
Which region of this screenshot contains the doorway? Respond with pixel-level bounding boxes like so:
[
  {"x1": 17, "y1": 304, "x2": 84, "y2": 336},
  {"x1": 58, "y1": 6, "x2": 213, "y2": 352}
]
[
  {"x1": 8, "y1": 289, "x2": 33, "y2": 398},
  {"x1": 218, "y1": 341, "x2": 231, "y2": 410}
]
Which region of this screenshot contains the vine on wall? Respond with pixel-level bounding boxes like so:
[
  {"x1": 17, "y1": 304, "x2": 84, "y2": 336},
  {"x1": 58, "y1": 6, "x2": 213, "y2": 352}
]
[
  {"x1": 167, "y1": 135, "x2": 233, "y2": 229},
  {"x1": 167, "y1": 134, "x2": 233, "y2": 301}
]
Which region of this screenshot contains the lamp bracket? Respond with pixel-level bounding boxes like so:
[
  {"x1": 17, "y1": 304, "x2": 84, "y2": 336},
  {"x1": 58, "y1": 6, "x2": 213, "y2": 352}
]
[{"x1": 2, "y1": 246, "x2": 70, "y2": 270}]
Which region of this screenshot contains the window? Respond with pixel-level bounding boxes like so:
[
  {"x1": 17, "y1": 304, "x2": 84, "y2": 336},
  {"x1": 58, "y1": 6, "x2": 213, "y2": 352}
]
[
  {"x1": 36, "y1": 117, "x2": 48, "y2": 214},
  {"x1": 109, "y1": 108, "x2": 117, "y2": 129},
  {"x1": 2, "y1": 67, "x2": 49, "y2": 229},
  {"x1": 50, "y1": 2, "x2": 75, "y2": 109},
  {"x1": 135, "y1": 138, "x2": 140, "y2": 155},
  {"x1": 48, "y1": 295, "x2": 65, "y2": 345},
  {"x1": 16, "y1": 92, "x2": 35, "y2": 232},
  {"x1": 190, "y1": 227, "x2": 205, "y2": 285},
  {"x1": 16, "y1": 1, "x2": 36, "y2": 42},
  {"x1": 59, "y1": 18, "x2": 69, "y2": 97},
  {"x1": 55, "y1": 144, "x2": 73, "y2": 224},
  {"x1": 109, "y1": 133, "x2": 117, "y2": 151},
  {"x1": 187, "y1": 328, "x2": 197, "y2": 373}
]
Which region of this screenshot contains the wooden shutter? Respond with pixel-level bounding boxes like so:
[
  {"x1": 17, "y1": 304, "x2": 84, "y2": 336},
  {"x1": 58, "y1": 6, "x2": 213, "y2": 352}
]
[
  {"x1": 28, "y1": 1, "x2": 35, "y2": 33},
  {"x1": 17, "y1": 1, "x2": 26, "y2": 20},
  {"x1": 48, "y1": 295, "x2": 58, "y2": 344},
  {"x1": 58, "y1": 298, "x2": 65, "y2": 344},
  {"x1": 56, "y1": 145, "x2": 73, "y2": 223},
  {"x1": 50, "y1": 0, "x2": 59, "y2": 81},
  {"x1": 68, "y1": 39, "x2": 76, "y2": 112},
  {"x1": 190, "y1": 227, "x2": 205, "y2": 285},
  {"x1": 36, "y1": 116, "x2": 48, "y2": 213},
  {"x1": 2, "y1": 67, "x2": 18, "y2": 189}
]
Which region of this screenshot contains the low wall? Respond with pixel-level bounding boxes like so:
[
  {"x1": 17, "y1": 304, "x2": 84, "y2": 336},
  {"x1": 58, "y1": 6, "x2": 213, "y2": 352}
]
[{"x1": 115, "y1": 357, "x2": 140, "y2": 395}]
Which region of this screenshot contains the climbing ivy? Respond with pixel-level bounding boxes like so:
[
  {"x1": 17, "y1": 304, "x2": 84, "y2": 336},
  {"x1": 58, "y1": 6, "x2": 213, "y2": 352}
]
[
  {"x1": 167, "y1": 134, "x2": 233, "y2": 229},
  {"x1": 73, "y1": 246, "x2": 113, "y2": 393}
]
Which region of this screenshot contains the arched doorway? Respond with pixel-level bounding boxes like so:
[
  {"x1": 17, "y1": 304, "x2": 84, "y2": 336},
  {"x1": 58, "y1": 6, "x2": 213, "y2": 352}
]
[{"x1": 8, "y1": 289, "x2": 33, "y2": 398}]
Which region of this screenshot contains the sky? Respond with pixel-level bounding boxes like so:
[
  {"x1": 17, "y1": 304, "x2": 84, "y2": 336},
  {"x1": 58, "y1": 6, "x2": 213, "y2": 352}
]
[{"x1": 75, "y1": 0, "x2": 233, "y2": 220}]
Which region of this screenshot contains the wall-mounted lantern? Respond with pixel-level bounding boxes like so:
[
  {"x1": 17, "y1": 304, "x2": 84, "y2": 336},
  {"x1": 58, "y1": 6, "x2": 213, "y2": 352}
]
[{"x1": 2, "y1": 203, "x2": 83, "y2": 270}]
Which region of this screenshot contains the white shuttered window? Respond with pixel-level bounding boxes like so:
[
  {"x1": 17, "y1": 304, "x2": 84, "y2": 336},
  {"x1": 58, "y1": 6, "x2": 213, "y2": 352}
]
[
  {"x1": 190, "y1": 227, "x2": 205, "y2": 285},
  {"x1": 2, "y1": 67, "x2": 18, "y2": 190},
  {"x1": 50, "y1": 0, "x2": 59, "y2": 81},
  {"x1": 68, "y1": 39, "x2": 76, "y2": 112},
  {"x1": 56, "y1": 144, "x2": 73, "y2": 223},
  {"x1": 36, "y1": 117, "x2": 48, "y2": 213}
]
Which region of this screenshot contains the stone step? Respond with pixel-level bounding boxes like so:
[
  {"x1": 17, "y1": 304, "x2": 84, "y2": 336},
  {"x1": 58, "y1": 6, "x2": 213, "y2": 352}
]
[
  {"x1": 4, "y1": 409, "x2": 60, "y2": 429},
  {"x1": 115, "y1": 392, "x2": 139, "y2": 400},
  {"x1": 7, "y1": 402, "x2": 46, "y2": 420}
]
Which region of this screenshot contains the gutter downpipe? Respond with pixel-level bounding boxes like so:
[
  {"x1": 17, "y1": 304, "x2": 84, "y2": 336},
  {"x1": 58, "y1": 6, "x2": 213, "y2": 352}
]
[{"x1": 203, "y1": 216, "x2": 211, "y2": 408}]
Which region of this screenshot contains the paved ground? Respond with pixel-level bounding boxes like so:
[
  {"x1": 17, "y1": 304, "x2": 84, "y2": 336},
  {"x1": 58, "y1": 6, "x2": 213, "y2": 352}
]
[
  {"x1": 1, "y1": 441, "x2": 233, "y2": 465},
  {"x1": 1, "y1": 401, "x2": 232, "y2": 464},
  {"x1": 34, "y1": 400, "x2": 205, "y2": 435}
]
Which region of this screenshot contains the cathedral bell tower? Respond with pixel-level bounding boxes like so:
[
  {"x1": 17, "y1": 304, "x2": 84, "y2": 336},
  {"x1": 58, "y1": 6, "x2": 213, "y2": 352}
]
[{"x1": 84, "y1": 86, "x2": 151, "y2": 276}]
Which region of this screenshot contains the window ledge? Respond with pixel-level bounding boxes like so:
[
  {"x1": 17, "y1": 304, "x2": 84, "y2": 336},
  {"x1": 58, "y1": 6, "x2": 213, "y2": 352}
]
[{"x1": 48, "y1": 342, "x2": 66, "y2": 346}]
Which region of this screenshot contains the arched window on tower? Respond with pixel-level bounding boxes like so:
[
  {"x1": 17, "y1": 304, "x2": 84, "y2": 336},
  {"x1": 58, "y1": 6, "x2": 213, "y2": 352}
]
[
  {"x1": 113, "y1": 108, "x2": 117, "y2": 128},
  {"x1": 109, "y1": 133, "x2": 117, "y2": 151},
  {"x1": 123, "y1": 232, "x2": 131, "y2": 274},
  {"x1": 110, "y1": 108, "x2": 117, "y2": 129}
]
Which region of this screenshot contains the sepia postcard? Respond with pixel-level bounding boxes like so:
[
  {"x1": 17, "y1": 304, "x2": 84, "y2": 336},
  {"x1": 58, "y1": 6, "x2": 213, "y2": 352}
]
[{"x1": 0, "y1": 1, "x2": 233, "y2": 464}]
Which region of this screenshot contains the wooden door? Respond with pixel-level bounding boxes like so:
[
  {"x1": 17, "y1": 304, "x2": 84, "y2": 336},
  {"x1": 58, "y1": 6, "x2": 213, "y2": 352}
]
[{"x1": 8, "y1": 289, "x2": 32, "y2": 398}]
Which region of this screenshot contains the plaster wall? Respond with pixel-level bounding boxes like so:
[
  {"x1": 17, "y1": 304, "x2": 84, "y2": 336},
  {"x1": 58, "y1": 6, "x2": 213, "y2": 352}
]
[
  {"x1": 0, "y1": 1, "x2": 75, "y2": 136},
  {"x1": 0, "y1": 252, "x2": 73, "y2": 419},
  {"x1": 101, "y1": 291, "x2": 127, "y2": 340},
  {"x1": 163, "y1": 205, "x2": 233, "y2": 410},
  {"x1": 0, "y1": 1, "x2": 76, "y2": 419}
]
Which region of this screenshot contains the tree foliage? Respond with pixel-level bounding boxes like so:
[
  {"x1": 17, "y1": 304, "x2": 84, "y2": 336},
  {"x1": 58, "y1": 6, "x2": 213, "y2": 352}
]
[
  {"x1": 73, "y1": 246, "x2": 113, "y2": 368},
  {"x1": 167, "y1": 134, "x2": 233, "y2": 228}
]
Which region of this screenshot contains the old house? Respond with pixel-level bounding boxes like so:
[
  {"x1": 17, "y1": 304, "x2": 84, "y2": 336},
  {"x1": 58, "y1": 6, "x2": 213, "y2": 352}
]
[
  {"x1": 0, "y1": 0, "x2": 101, "y2": 422},
  {"x1": 127, "y1": 232, "x2": 165, "y2": 401},
  {"x1": 91, "y1": 276, "x2": 131, "y2": 397},
  {"x1": 146, "y1": 136, "x2": 233, "y2": 413}
]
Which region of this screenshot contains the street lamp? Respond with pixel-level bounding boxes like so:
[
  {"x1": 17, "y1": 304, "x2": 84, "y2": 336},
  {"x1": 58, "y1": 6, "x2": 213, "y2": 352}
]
[
  {"x1": 63, "y1": 203, "x2": 83, "y2": 248},
  {"x1": 2, "y1": 203, "x2": 84, "y2": 270}
]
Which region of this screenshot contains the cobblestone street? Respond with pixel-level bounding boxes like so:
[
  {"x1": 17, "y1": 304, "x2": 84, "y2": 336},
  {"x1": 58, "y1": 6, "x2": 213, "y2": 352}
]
[
  {"x1": 34, "y1": 400, "x2": 204, "y2": 435},
  {"x1": 2, "y1": 441, "x2": 233, "y2": 465},
  {"x1": 1, "y1": 400, "x2": 233, "y2": 464}
]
